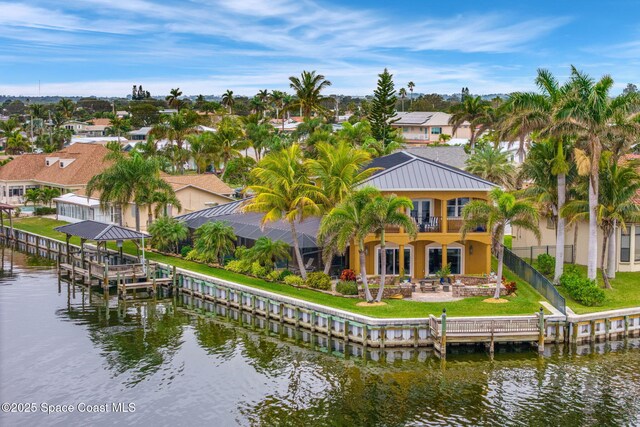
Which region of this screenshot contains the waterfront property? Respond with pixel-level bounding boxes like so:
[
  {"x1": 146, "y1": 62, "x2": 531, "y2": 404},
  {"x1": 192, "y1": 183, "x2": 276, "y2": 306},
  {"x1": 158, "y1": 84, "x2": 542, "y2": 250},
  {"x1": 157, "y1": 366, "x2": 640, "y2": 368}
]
[
  {"x1": 0, "y1": 143, "x2": 112, "y2": 205},
  {"x1": 54, "y1": 173, "x2": 234, "y2": 230},
  {"x1": 178, "y1": 150, "x2": 496, "y2": 278},
  {"x1": 391, "y1": 111, "x2": 472, "y2": 144}
]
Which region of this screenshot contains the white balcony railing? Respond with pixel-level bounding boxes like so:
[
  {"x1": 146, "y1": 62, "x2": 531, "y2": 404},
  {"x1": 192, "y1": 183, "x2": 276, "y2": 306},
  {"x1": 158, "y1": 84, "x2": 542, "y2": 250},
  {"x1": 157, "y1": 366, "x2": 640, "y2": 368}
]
[{"x1": 400, "y1": 132, "x2": 432, "y2": 141}]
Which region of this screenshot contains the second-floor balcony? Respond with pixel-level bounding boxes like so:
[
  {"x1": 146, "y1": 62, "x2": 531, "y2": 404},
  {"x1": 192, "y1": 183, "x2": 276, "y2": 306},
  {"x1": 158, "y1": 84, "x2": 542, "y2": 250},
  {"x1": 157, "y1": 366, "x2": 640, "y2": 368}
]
[{"x1": 384, "y1": 215, "x2": 487, "y2": 235}]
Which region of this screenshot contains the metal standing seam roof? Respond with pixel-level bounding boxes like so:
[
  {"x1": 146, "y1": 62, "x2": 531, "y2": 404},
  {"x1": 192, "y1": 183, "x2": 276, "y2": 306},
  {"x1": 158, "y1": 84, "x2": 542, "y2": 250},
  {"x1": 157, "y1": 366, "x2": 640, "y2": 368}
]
[
  {"x1": 54, "y1": 220, "x2": 150, "y2": 241},
  {"x1": 363, "y1": 151, "x2": 498, "y2": 190},
  {"x1": 176, "y1": 199, "x2": 320, "y2": 248}
]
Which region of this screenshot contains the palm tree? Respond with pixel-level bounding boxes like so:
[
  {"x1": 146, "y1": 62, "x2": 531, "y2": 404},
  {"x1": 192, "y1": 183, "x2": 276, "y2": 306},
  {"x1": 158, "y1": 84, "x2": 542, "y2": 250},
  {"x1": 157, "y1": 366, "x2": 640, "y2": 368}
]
[
  {"x1": 250, "y1": 96, "x2": 266, "y2": 118},
  {"x1": 319, "y1": 187, "x2": 380, "y2": 301},
  {"x1": 398, "y1": 88, "x2": 407, "y2": 112},
  {"x1": 187, "y1": 132, "x2": 216, "y2": 173},
  {"x1": 86, "y1": 153, "x2": 175, "y2": 231},
  {"x1": 29, "y1": 104, "x2": 45, "y2": 119},
  {"x1": 247, "y1": 236, "x2": 291, "y2": 267},
  {"x1": 449, "y1": 96, "x2": 491, "y2": 150},
  {"x1": 166, "y1": 88, "x2": 183, "y2": 110},
  {"x1": 461, "y1": 188, "x2": 540, "y2": 299},
  {"x1": 257, "y1": 89, "x2": 269, "y2": 102},
  {"x1": 150, "y1": 189, "x2": 182, "y2": 219},
  {"x1": 24, "y1": 188, "x2": 41, "y2": 207},
  {"x1": 193, "y1": 221, "x2": 236, "y2": 264},
  {"x1": 148, "y1": 216, "x2": 188, "y2": 253},
  {"x1": 521, "y1": 138, "x2": 574, "y2": 282},
  {"x1": 221, "y1": 90, "x2": 234, "y2": 114},
  {"x1": 106, "y1": 117, "x2": 131, "y2": 144},
  {"x1": 288, "y1": 71, "x2": 332, "y2": 119},
  {"x1": 244, "y1": 144, "x2": 326, "y2": 279},
  {"x1": 40, "y1": 187, "x2": 61, "y2": 207},
  {"x1": 270, "y1": 90, "x2": 285, "y2": 124},
  {"x1": 211, "y1": 116, "x2": 245, "y2": 172},
  {"x1": 4, "y1": 130, "x2": 30, "y2": 154},
  {"x1": 363, "y1": 194, "x2": 417, "y2": 302},
  {"x1": 337, "y1": 120, "x2": 373, "y2": 146},
  {"x1": 465, "y1": 145, "x2": 515, "y2": 188},
  {"x1": 499, "y1": 98, "x2": 548, "y2": 163},
  {"x1": 57, "y1": 98, "x2": 75, "y2": 119},
  {"x1": 244, "y1": 121, "x2": 274, "y2": 161},
  {"x1": 165, "y1": 110, "x2": 199, "y2": 172},
  {"x1": 509, "y1": 69, "x2": 574, "y2": 282},
  {"x1": 563, "y1": 153, "x2": 640, "y2": 288},
  {"x1": 361, "y1": 137, "x2": 404, "y2": 158},
  {"x1": 553, "y1": 66, "x2": 640, "y2": 280},
  {"x1": 306, "y1": 141, "x2": 380, "y2": 273},
  {"x1": 407, "y1": 81, "x2": 415, "y2": 103}
]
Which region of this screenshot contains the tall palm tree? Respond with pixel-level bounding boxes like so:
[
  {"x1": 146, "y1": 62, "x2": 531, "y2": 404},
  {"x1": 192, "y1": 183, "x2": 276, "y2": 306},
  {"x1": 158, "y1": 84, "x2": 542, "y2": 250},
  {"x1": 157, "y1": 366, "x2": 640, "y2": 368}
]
[
  {"x1": 249, "y1": 96, "x2": 266, "y2": 118},
  {"x1": 244, "y1": 144, "x2": 327, "y2": 279},
  {"x1": 553, "y1": 66, "x2": 640, "y2": 280},
  {"x1": 86, "y1": 153, "x2": 175, "y2": 231},
  {"x1": 270, "y1": 90, "x2": 285, "y2": 125},
  {"x1": 221, "y1": 90, "x2": 234, "y2": 114},
  {"x1": 398, "y1": 88, "x2": 407, "y2": 112},
  {"x1": 166, "y1": 88, "x2": 183, "y2": 110},
  {"x1": 498, "y1": 99, "x2": 547, "y2": 163},
  {"x1": 448, "y1": 95, "x2": 491, "y2": 150},
  {"x1": 407, "y1": 81, "x2": 415, "y2": 103},
  {"x1": 362, "y1": 194, "x2": 417, "y2": 302},
  {"x1": 465, "y1": 145, "x2": 515, "y2": 188},
  {"x1": 319, "y1": 187, "x2": 380, "y2": 301},
  {"x1": 29, "y1": 104, "x2": 45, "y2": 119},
  {"x1": 165, "y1": 110, "x2": 199, "y2": 171},
  {"x1": 247, "y1": 236, "x2": 291, "y2": 268},
  {"x1": 306, "y1": 141, "x2": 380, "y2": 273},
  {"x1": 257, "y1": 89, "x2": 269, "y2": 102},
  {"x1": 288, "y1": 70, "x2": 332, "y2": 120},
  {"x1": 563, "y1": 153, "x2": 640, "y2": 288},
  {"x1": 509, "y1": 69, "x2": 574, "y2": 281},
  {"x1": 57, "y1": 98, "x2": 75, "y2": 119},
  {"x1": 461, "y1": 188, "x2": 540, "y2": 299},
  {"x1": 244, "y1": 121, "x2": 274, "y2": 161},
  {"x1": 148, "y1": 216, "x2": 188, "y2": 253},
  {"x1": 193, "y1": 221, "x2": 236, "y2": 264},
  {"x1": 521, "y1": 138, "x2": 574, "y2": 283}
]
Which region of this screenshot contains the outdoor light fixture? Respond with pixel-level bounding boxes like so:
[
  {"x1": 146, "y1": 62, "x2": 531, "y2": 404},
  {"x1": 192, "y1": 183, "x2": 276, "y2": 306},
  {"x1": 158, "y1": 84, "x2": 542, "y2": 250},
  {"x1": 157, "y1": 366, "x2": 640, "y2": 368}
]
[
  {"x1": 116, "y1": 240, "x2": 123, "y2": 248},
  {"x1": 469, "y1": 244, "x2": 473, "y2": 255}
]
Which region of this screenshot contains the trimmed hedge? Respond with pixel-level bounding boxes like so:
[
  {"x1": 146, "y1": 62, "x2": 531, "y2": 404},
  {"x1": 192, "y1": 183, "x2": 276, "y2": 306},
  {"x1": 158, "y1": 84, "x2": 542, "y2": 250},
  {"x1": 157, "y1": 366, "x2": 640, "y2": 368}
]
[
  {"x1": 34, "y1": 207, "x2": 56, "y2": 216},
  {"x1": 537, "y1": 253, "x2": 555, "y2": 276},
  {"x1": 559, "y1": 268, "x2": 605, "y2": 306},
  {"x1": 305, "y1": 272, "x2": 332, "y2": 290},
  {"x1": 336, "y1": 281, "x2": 358, "y2": 295}
]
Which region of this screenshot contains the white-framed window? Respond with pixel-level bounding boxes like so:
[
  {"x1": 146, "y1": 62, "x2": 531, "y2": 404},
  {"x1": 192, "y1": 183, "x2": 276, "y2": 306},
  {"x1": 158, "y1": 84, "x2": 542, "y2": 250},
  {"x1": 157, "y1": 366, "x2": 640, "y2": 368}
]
[
  {"x1": 447, "y1": 198, "x2": 470, "y2": 217},
  {"x1": 374, "y1": 244, "x2": 413, "y2": 276},
  {"x1": 425, "y1": 243, "x2": 464, "y2": 275},
  {"x1": 635, "y1": 226, "x2": 640, "y2": 263},
  {"x1": 410, "y1": 199, "x2": 433, "y2": 224},
  {"x1": 431, "y1": 127, "x2": 442, "y2": 135},
  {"x1": 621, "y1": 229, "x2": 631, "y2": 263}
]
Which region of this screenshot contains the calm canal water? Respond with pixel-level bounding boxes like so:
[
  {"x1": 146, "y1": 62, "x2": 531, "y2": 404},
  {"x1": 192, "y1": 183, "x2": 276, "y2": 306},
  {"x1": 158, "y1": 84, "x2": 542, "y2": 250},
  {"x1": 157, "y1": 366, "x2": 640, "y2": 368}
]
[{"x1": 0, "y1": 248, "x2": 639, "y2": 427}]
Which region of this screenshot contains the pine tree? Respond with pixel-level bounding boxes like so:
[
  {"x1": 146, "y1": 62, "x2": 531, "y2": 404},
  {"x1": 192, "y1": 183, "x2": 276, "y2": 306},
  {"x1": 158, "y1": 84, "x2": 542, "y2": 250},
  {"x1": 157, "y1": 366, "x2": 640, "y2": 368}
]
[{"x1": 369, "y1": 68, "x2": 398, "y2": 144}]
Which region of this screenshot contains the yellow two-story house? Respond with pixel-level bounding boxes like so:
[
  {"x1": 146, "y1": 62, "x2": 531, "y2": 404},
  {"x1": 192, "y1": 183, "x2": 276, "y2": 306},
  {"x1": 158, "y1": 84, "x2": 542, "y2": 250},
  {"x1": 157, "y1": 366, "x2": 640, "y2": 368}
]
[
  {"x1": 348, "y1": 151, "x2": 496, "y2": 278},
  {"x1": 178, "y1": 151, "x2": 497, "y2": 278}
]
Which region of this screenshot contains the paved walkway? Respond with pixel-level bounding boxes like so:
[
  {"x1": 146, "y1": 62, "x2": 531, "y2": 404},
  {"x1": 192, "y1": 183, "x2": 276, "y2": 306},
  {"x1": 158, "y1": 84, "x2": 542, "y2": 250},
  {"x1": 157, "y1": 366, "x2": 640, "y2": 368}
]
[{"x1": 410, "y1": 291, "x2": 464, "y2": 302}]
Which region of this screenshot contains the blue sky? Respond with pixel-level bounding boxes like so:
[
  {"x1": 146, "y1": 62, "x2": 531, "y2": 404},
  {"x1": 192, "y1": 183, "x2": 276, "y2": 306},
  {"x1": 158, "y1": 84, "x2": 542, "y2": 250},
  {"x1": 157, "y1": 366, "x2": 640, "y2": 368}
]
[{"x1": 1, "y1": 0, "x2": 639, "y2": 97}]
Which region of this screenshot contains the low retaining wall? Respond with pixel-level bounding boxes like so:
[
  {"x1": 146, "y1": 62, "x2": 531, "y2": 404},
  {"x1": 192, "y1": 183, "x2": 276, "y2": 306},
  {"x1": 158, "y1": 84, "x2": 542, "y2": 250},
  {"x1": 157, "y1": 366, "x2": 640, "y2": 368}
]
[
  {"x1": 452, "y1": 284, "x2": 508, "y2": 298},
  {"x1": 4, "y1": 226, "x2": 640, "y2": 350},
  {"x1": 357, "y1": 286, "x2": 413, "y2": 300}
]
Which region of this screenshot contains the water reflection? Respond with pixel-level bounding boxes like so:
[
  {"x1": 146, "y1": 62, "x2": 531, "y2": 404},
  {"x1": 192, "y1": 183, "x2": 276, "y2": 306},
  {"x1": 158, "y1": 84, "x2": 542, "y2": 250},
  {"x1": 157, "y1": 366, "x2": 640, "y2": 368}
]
[{"x1": 1, "y1": 246, "x2": 639, "y2": 426}]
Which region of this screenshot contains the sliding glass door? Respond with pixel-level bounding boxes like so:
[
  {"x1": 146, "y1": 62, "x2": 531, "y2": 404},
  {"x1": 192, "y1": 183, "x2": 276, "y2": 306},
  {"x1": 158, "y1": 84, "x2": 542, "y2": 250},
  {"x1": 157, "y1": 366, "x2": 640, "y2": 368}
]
[
  {"x1": 377, "y1": 247, "x2": 411, "y2": 276},
  {"x1": 427, "y1": 247, "x2": 462, "y2": 275}
]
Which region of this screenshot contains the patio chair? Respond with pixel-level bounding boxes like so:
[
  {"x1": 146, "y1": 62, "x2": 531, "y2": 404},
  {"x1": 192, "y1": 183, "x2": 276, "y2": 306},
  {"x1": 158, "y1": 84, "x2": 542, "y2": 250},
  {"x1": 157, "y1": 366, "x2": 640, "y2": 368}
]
[{"x1": 304, "y1": 258, "x2": 316, "y2": 272}]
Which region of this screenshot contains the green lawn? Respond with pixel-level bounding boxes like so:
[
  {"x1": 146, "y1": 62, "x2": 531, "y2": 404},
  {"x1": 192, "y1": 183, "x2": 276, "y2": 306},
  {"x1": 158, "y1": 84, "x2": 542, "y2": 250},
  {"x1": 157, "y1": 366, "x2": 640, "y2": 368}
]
[{"x1": 12, "y1": 217, "x2": 548, "y2": 318}]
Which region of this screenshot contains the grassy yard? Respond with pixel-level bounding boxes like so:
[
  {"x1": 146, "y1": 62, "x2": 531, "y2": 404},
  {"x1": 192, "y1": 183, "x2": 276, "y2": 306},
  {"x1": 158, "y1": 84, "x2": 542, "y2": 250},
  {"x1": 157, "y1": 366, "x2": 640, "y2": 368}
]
[{"x1": 11, "y1": 217, "x2": 548, "y2": 318}]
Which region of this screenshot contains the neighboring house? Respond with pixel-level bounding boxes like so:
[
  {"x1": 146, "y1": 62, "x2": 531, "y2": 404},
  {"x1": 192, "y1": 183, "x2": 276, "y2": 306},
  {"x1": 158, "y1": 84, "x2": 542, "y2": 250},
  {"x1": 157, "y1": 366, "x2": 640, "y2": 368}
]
[
  {"x1": 128, "y1": 127, "x2": 153, "y2": 141},
  {"x1": 62, "y1": 118, "x2": 111, "y2": 137},
  {"x1": 55, "y1": 173, "x2": 235, "y2": 230},
  {"x1": 513, "y1": 155, "x2": 640, "y2": 273},
  {"x1": 391, "y1": 112, "x2": 472, "y2": 144},
  {"x1": 178, "y1": 151, "x2": 496, "y2": 277},
  {"x1": 0, "y1": 144, "x2": 112, "y2": 206}
]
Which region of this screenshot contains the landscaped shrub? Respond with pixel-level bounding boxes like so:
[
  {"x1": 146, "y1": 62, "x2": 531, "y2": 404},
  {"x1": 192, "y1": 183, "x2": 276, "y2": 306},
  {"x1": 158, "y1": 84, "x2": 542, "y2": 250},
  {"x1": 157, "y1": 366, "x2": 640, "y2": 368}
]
[
  {"x1": 185, "y1": 249, "x2": 202, "y2": 261},
  {"x1": 336, "y1": 281, "x2": 358, "y2": 295},
  {"x1": 284, "y1": 275, "x2": 304, "y2": 287},
  {"x1": 251, "y1": 261, "x2": 271, "y2": 279},
  {"x1": 180, "y1": 245, "x2": 192, "y2": 258},
  {"x1": 340, "y1": 269, "x2": 357, "y2": 282},
  {"x1": 537, "y1": 253, "x2": 555, "y2": 276},
  {"x1": 503, "y1": 281, "x2": 517, "y2": 295},
  {"x1": 226, "y1": 259, "x2": 252, "y2": 274},
  {"x1": 34, "y1": 207, "x2": 56, "y2": 216},
  {"x1": 305, "y1": 272, "x2": 332, "y2": 290},
  {"x1": 266, "y1": 270, "x2": 282, "y2": 282},
  {"x1": 559, "y1": 271, "x2": 605, "y2": 306},
  {"x1": 279, "y1": 270, "x2": 293, "y2": 280}
]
